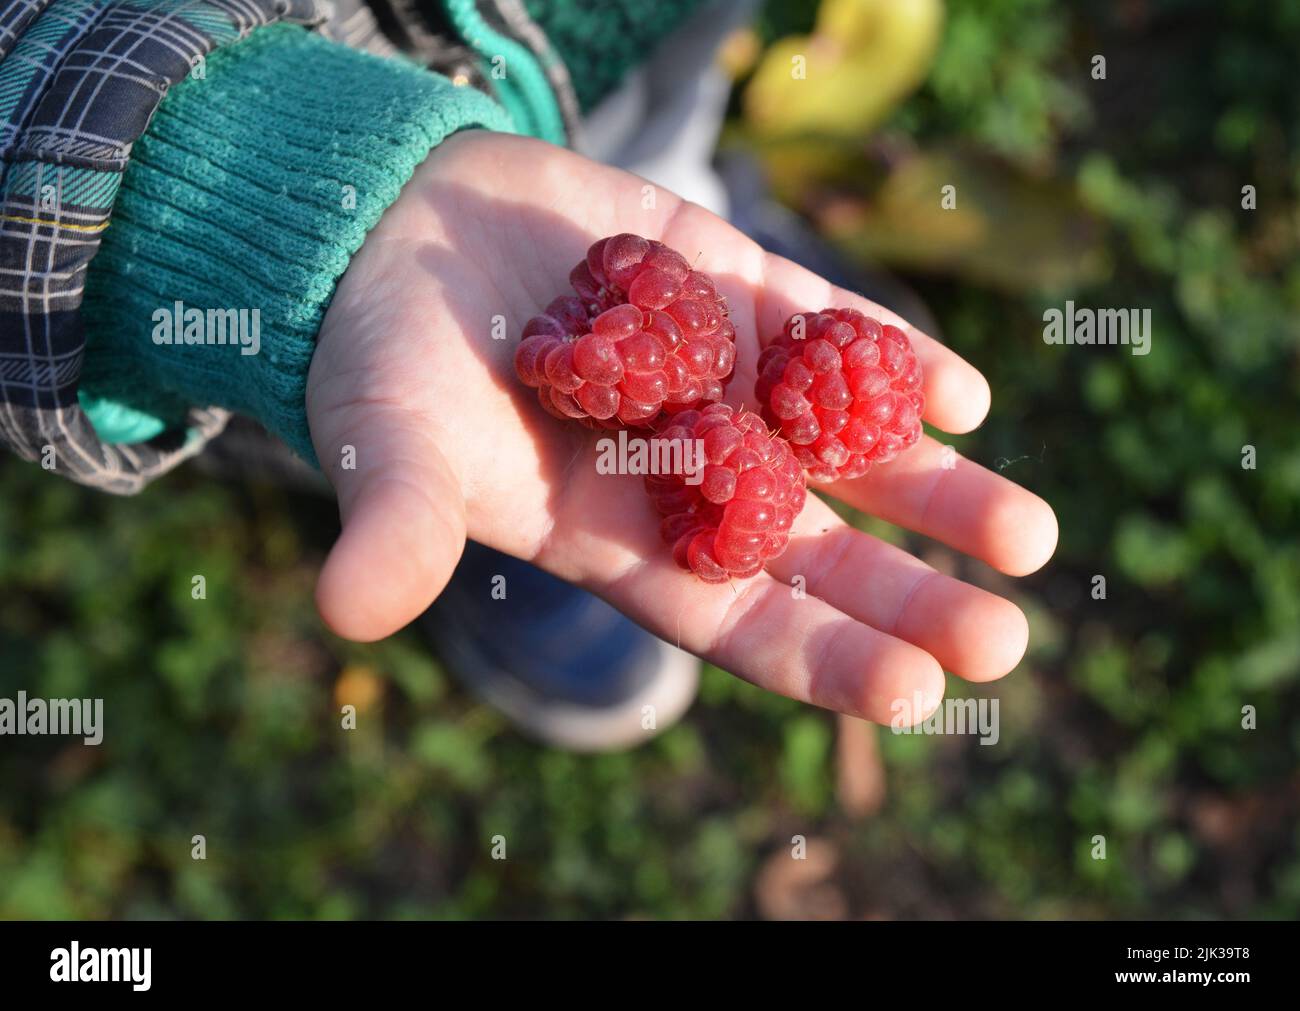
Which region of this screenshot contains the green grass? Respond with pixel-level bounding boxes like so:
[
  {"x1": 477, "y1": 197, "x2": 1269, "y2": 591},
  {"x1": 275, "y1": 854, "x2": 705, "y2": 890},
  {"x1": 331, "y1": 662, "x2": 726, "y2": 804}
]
[{"x1": 3, "y1": 0, "x2": 1300, "y2": 920}]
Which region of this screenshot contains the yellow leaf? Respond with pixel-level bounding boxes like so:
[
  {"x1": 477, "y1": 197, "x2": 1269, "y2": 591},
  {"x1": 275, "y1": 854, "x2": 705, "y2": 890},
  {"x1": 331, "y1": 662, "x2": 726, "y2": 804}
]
[
  {"x1": 823, "y1": 150, "x2": 1108, "y2": 292},
  {"x1": 744, "y1": 0, "x2": 943, "y2": 138},
  {"x1": 334, "y1": 664, "x2": 383, "y2": 714},
  {"x1": 716, "y1": 26, "x2": 762, "y2": 80}
]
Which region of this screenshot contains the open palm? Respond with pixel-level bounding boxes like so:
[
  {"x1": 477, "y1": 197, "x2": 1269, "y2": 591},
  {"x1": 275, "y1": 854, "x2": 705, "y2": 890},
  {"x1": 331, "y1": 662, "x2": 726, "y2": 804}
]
[{"x1": 306, "y1": 131, "x2": 1057, "y2": 725}]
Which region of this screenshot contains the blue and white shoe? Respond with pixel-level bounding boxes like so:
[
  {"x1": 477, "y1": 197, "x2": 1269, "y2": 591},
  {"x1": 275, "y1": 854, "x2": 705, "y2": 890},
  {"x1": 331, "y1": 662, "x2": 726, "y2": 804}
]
[{"x1": 420, "y1": 541, "x2": 699, "y2": 752}]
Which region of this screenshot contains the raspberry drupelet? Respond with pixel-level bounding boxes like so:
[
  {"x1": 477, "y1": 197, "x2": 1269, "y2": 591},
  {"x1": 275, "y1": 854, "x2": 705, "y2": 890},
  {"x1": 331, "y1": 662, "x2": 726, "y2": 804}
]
[
  {"x1": 645, "y1": 404, "x2": 807, "y2": 583},
  {"x1": 756, "y1": 308, "x2": 925, "y2": 482},
  {"x1": 514, "y1": 233, "x2": 736, "y2": 429}
]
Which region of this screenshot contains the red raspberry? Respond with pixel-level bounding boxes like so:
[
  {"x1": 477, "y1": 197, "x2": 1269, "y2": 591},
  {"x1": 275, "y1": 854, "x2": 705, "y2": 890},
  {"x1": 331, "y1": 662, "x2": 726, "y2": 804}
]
[
  {"x1": 644, "y1": 403, "x2": 807, "y2": 583},
  {"x1": 514, "y1": 234, "x2": 736, "y2": 429},
  {"x1": 756, "y1": 308, "x2": 924, "y2": 482}
]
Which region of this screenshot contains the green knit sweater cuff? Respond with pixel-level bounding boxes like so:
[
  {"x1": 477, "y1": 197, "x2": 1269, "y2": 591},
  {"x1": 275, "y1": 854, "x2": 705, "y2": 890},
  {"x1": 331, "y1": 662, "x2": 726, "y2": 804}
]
[{"x1": 80, "y1": 23, "x2": 512, "y2": 465}]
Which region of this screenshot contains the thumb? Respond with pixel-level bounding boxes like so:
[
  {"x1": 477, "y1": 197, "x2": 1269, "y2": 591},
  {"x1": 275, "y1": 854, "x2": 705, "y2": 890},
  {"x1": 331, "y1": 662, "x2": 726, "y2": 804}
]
[{"x1": 313, "y1": 405, "x2": 467, "y2": 641}]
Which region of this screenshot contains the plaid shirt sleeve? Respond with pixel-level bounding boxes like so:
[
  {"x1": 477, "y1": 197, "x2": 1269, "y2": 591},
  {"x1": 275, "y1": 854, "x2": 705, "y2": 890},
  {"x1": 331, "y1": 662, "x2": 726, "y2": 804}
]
[
  {"x1": 0, "y1": 0, "x2": 324, "y2": 494},
  {"x1": 0, "y1": 0, "x2": 580, "y2": 494}
]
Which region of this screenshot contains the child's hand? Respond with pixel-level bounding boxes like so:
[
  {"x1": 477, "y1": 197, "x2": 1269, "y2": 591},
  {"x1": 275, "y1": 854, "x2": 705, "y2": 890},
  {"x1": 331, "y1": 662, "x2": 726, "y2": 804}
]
[{"x1": 306, "y1": 131, "x2": 1057, "y2": 723}]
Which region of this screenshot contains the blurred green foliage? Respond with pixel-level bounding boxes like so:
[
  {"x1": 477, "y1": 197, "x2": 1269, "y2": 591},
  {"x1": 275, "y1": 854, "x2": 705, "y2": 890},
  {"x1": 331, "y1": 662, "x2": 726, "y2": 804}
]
[{"x1": 2, "y1": 0, "x2": 1298, "y2": 919}]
